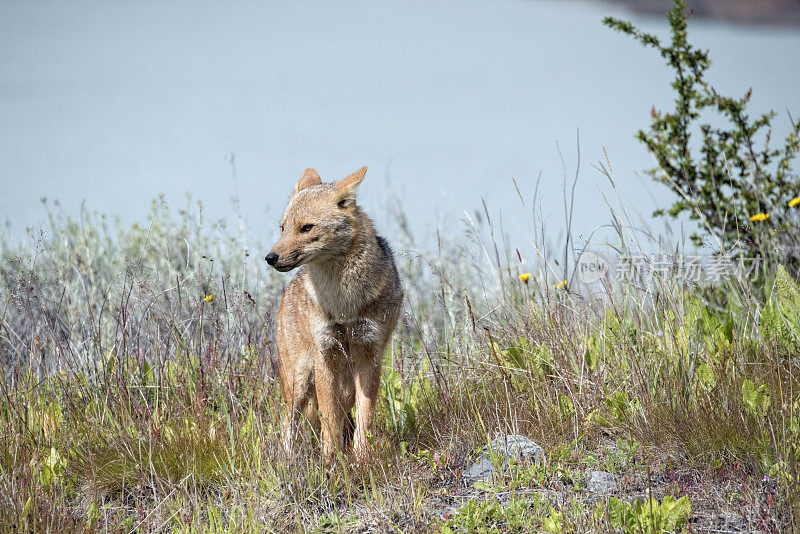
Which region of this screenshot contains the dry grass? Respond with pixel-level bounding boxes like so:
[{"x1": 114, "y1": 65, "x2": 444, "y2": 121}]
[{"x1": 0, "y1": 194, "x2": 798, "y2": 532}]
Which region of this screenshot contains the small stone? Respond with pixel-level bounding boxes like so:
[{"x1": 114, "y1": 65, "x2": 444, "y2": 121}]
[
  {"x1": 463, "y1": 433, "x2": 546, "y2": 483},
  {"x1": 588, "y1": 470, "x2": 619, "y2": 495}
]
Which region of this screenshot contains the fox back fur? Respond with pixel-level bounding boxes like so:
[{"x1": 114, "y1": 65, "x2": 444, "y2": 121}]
[{"x1": 266, "y1": 166, "x2": 402, "y2": 461}]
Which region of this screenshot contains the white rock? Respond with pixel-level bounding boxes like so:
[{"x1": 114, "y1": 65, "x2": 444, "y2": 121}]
[{"x1": 463, "y1": 433, "x2": 546, "y2": 483}]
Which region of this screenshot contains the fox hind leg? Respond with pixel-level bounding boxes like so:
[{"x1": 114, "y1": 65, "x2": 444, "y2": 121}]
[
  {"x1": 303, "y1": 393, "x2": 321, "y2": 440},
  {"x1": 343, "y1": 411, "x2": 355, "y2": 450}
]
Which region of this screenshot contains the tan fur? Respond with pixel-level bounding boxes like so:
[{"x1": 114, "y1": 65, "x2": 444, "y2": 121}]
[{"x1": 267, "y1": 166, "x2": 403, "y2": 461}]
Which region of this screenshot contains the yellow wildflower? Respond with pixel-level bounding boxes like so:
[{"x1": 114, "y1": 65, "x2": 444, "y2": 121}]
[
  {"x1": 789, "y1": 197, "x2": 800, "y2": 207},
  {"x1": 518, "y1": 273, "x2": 531, "y2": 283},
  {"x1": 203, "y1": 295, "x2": 214, "y2": 303},
  {"x1": 749, "y1": 213, "x2": 769, "y2": 222},
  {"x1": 555, "y1": 280, "x2": 567, "y2": 290}
]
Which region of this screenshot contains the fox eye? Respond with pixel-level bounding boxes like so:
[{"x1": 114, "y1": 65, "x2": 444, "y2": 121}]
[
  {"x1": 300, "y1": 223, "x2": 314, "y2": 233},
  {"x1": 279, "y1": 224, "x2": 284, "y2": 233}
]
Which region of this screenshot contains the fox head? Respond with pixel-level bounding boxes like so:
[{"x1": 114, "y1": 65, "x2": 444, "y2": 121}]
[{"x1": 266, "y1": 166, "x2": 369, "y2": 272}]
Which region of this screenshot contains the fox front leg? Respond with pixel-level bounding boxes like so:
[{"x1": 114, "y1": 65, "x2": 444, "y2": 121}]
[
  {"x1": 314, "y1": 351, "x2": 348, "y2": 462},
  {"x1": 353, "y1": 346, "x2": 383, "y2": 461},
  {"x1": 279, "y1": 352, "x2": 316, "y2": 458}
]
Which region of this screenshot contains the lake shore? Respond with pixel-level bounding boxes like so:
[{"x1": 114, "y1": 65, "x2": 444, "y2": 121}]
[{"x1": 610, "y1": 0, "x2": 800, "y2": 26}]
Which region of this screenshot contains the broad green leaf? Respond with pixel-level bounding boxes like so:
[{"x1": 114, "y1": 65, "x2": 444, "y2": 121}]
[{"x1": 696, "y1": 363, "x2": 716, "y2": 390}]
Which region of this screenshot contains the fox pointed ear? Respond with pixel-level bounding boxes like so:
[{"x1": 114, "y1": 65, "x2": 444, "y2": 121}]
[
  {"x1": 334, "y1": 166, "x2": 367, "y2": 208},
  {"x1": 337, "y1": 166, "x2": 367, "y2": 191},
  {"x1": 294, "y1": 168, "x2": 322, "y2": 194}
]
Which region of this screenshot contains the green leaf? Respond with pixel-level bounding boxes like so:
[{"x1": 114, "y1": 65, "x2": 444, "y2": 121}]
[
  {"x1": 473, "y1": 481, "x2": 493, "y2": 492},
  {"x1": 21, "y1": 495, "x2": 32, "y2": 523},
  {"x1": 542, "y1": 506, "x2": 563, "y2": 534},
  {"x1": 742, "y1": 379, "x2": 771, "y2": 418},
  {"x1": 775, "y1": 265, "x2": 800, "y2": 339},
  {"x1": 558, "y1": 393, "x2": 574, "y2": 417},
  {"x1": 696, "y1": 363, "x2": 716, "y2": 390}
]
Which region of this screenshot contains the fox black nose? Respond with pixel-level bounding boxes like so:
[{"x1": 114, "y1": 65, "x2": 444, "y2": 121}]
[{"x1": 265, "y1": 252, "x2": 279, "y2": 266}]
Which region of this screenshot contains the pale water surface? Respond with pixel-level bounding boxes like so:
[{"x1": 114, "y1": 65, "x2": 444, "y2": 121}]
[{"x1": 1, "y1": 0, "x2": 798, "y2": 253}]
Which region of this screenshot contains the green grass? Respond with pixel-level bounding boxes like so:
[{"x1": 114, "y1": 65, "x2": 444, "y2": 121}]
[{"x1": 0, "y1": 195, "x2": 798, "y2": 532}]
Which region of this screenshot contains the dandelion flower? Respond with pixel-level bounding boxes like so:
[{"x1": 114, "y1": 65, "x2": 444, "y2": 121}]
[
  {"x1": 555, "y1": 280, "x2": 567, "y2": 290},
  {"x1": 789, "y1": 197, "x2": 800, "y2": 208},
  {"x1": 518, "y1": 273, "x2": 531, "y2": 283},
  {"x1": 203, "y1": 295, "x2": 214, "y2": 303},
  {"x1": 749, "y1": 213, "x2": 769, "y2": 222}
]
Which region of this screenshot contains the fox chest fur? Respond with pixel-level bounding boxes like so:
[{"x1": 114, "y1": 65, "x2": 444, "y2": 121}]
[
  {"x1": 293, "y1": 234, "x2": 400, "y2": 357},
  {"x1": 304, "y1": 277, "x2": 381, "y2": 352}
]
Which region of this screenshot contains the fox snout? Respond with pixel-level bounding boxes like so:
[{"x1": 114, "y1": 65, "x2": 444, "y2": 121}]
[{"x1": 265, "y1": 248, "x2": 303, "y2": 272}]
